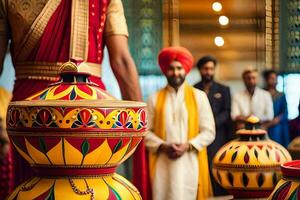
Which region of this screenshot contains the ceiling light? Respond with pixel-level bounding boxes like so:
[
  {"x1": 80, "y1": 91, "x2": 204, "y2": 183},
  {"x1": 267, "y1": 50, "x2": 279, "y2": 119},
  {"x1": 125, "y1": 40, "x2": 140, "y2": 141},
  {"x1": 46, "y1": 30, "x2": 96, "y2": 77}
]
[
  {"x1": 212, "y1": 2, "x2": 222, "y2": 12},
  {"x1": 214, "y1": 36, "x2": 224, "y2": 47},
  {"x1": 219, "y1": 15, "x2": 229, "y2": 26}
]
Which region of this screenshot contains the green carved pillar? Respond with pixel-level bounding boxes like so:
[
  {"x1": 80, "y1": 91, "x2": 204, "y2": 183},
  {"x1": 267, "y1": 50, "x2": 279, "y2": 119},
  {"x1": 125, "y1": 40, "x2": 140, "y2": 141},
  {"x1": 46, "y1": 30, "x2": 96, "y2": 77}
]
[
  {"x1": 280, "y1": 0, "x2": 300, "y2": 73},
  {"x1": 123, "y1": 0, "x2": 163, "y2": 75}
]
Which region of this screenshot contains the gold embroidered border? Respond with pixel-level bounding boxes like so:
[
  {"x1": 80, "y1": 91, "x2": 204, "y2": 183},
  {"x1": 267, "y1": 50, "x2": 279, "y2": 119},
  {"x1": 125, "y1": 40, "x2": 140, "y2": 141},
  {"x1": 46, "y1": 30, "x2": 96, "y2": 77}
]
[
  {"x1": 15, "y1": 0, "x2": 62, "y2": 61},
  {"x1": 70, "y1": 0, "x2": 89, "y2": 60},
  {"x1": 15, "y1": 62, "x2": 102, "y2": 80}
]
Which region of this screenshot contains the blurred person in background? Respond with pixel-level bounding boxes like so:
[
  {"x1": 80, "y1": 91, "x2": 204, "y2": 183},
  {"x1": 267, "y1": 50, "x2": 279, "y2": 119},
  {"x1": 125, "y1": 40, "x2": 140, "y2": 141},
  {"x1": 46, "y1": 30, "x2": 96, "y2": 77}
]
[
  {"x1": 263, "y1": 70, "x2": 289, "y2": 147},
  {"x1": 231, "y1": 69, "x2": 274, "y2": 129},
  {"x1": 194, "y1": 55, "x2": 231, "y2": 196},
  {"x1": 289, "y1": 99, "x2": 300, "y2": 141}
]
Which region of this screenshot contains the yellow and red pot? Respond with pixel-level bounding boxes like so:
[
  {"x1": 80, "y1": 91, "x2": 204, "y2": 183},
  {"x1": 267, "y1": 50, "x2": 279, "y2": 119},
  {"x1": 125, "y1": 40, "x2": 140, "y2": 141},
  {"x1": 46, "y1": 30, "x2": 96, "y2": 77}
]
[{"x1": 6, "y1": 61, "x2": 147, "y2": 200}]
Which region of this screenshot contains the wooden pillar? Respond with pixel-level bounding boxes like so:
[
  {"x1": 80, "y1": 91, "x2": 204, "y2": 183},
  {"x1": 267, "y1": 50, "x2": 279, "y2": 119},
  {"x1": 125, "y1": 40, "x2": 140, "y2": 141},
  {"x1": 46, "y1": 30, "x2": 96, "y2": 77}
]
[
  {"x1": 272, "y1": 0, "x2": 280, "y2": 69},
  {"x1": 265, "y1": 0, "x2": 273, "y2": 69},
  {"x1": 163, "y1": 0, "x2": 180, "y2": 47},
  {"x1": 265, "y1": 0, "x2": 280, "y2": 70}
]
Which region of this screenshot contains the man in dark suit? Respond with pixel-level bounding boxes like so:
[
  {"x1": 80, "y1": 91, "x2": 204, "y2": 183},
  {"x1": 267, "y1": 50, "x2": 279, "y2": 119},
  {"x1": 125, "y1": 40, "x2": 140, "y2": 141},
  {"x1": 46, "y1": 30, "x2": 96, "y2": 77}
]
[{"x1": 194, "y1": 55, "x2": 232, "y2": 196}]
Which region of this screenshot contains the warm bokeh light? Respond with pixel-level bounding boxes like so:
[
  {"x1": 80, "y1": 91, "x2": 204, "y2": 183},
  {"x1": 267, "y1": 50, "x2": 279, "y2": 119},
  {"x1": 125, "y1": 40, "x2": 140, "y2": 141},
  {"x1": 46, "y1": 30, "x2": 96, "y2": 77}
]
[
  {"x1": 214, "y1": 36, "x2": 225, "y2": 47},
  {"x1": 219, "y1": 15, "x2": 229, "y2": 26},
  {"x1": 212, "y1": 2, "x2": 222, "y2": 12}
]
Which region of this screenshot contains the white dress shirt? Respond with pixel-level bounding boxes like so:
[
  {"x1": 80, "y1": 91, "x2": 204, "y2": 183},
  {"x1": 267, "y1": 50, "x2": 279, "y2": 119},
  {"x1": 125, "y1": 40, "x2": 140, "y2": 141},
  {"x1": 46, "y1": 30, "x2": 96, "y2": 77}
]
[{"x1": 231, "y1": 87, "x2": 274, "y2": 121}]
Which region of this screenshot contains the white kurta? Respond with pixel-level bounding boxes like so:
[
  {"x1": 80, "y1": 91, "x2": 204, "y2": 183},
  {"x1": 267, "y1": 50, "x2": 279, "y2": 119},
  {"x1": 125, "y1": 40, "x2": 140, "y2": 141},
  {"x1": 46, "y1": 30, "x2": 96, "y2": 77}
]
[
  {"x1": 231, "y1": 87, "x2": 274, "y2": 121},
  {"x1": 145, "y1": 84, "x2": 215, "y2": 200}
]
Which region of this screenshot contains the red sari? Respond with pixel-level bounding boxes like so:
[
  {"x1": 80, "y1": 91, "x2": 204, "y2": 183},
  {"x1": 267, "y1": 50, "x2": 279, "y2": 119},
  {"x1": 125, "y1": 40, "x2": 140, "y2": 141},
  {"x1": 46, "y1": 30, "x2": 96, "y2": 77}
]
[
  {"x1": 2, "y1": 0, "x2": 150, "y2": 199},
  {"x1": 8, "y1": 0, "x2": 107, "y2": 189}
]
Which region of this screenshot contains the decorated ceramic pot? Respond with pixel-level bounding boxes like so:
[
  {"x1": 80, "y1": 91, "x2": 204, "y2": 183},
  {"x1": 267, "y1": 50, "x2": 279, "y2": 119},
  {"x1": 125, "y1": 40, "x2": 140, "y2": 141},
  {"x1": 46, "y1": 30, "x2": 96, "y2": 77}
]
[
  {"x1": 6, "y1": 61, "x2": 147, "y2": 200},
  {"x1": 268, "y1": 160, "x2": 300, "y2": 200},
  {"x1": 288, "y1": 137, "x2": 300, "y2": 159},
  {"x1": 212, "y1": 116, "x2": 292, "y2": 199}
]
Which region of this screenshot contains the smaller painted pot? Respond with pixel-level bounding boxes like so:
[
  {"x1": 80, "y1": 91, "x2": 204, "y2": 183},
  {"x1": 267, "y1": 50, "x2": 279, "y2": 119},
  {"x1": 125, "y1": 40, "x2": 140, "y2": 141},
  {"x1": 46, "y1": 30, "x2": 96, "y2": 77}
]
[
  {"x1": 213, "y1": 116, "x2": 292, "y2": 199},
  {"x1": 268, "y1": 160, "x2": 300, "y2": 200}
]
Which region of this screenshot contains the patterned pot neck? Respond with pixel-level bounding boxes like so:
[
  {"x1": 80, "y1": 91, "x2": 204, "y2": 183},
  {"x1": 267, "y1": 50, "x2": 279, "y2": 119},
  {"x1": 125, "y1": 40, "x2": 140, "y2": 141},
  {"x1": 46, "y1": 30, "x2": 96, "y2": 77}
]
[
  {"x1": 52, "y1": 61, "x2": 95, "y2": 85},
  {"x1": 26, "y1": 61, "x2": 115, "y2": 101}
]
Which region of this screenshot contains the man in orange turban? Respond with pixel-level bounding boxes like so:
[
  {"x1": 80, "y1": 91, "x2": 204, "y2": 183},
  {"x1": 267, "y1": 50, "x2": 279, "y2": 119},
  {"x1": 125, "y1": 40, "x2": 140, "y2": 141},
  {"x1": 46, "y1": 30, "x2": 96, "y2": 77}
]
[
  {"x1": 158, "y1": 46, "x2": 194, "y2": 74},
  {"x1": 157, "y1": 47, "x2": 194, "y2": 92},
  {"x1": 145, "y1": 46, "x2": 216, "y2": 200}
]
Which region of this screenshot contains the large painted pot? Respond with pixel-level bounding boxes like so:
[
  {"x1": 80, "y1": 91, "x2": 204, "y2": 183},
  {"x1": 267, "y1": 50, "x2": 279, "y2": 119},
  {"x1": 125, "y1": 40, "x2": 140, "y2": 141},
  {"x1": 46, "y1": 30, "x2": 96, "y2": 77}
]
[
  {"x1": 212, "y1": 116, "x2": 292, "y2": 199},
  {"x1": 268, "y1": 160, "x2": 300, "y2": 200},
  {"x1": 6, "y1": 61, "x2": 147, "y2": 200},
  {"x1": 288, "y1": 137, "x2": 300, "y2": 159}
]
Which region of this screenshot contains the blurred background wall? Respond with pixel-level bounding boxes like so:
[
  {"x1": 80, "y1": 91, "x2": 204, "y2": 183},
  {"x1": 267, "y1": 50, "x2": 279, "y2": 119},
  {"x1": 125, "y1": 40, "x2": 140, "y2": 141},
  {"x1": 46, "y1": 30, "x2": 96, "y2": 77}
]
[{"x1": 0, "y1": 0, "x2": 299, "y2": 118}]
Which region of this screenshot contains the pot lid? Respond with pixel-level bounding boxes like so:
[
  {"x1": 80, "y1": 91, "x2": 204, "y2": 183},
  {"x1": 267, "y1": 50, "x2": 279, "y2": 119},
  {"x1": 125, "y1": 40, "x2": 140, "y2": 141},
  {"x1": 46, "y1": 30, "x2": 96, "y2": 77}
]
[{"x1": 236, "y1": 116, "x2": 267, "y2": 135}]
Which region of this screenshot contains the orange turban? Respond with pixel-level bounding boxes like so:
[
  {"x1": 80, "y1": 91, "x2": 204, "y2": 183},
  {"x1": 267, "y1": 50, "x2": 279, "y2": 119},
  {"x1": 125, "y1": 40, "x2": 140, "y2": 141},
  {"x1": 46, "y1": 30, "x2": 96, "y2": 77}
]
[{"x1": 158, "y1": 46, "x2": 194, "y2": 74}]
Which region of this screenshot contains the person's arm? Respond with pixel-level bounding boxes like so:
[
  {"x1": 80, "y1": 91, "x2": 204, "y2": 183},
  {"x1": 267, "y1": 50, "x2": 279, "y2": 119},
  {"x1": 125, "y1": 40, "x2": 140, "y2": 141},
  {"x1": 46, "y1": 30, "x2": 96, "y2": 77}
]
[
  {"x1": 106, "y1": 36, "x2": 142, "y2": 101},
  {"x1": 231, "y1": 94, "x2": 239, "y2": 121},
  {"x1": 104, "y1": 0, "x2": 142, "y2": 101},
  {"x1": 262, "y1": 92, "x2": 274, "y2": 122},
  {"x1": 215, "y1": 87, "x2": 231, "y2": 128},
  {"x1": 231, "y1": 93, "x2": 248, "y2": 130},
  {"x1": 279, "y1": 94, "x2": 288, "y2": 122},
  {"x1": 0, "y1": 34, "x2": 7, "y2": 74},
  {"x1": 265, "y1": 94, "x2": 288, "y2": 128},
  {"x1": 231, "y1": 93, "x2": 247, "y2": 121},
  {"x1": 189, "y1": 90, "x2": 216, "y2": 151},
  {"x1": 260, "y1": 92, "x2": 274, "y2": 129}
]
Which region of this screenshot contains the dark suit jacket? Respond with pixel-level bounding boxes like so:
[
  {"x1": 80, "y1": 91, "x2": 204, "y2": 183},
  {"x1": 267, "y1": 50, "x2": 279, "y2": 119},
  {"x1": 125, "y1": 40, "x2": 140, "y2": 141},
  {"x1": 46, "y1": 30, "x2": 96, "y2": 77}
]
[
  {"x1": 194, "y1": 81, "x2": 232, "y2": 195},
  {"x1": 194, "y1": 81, "x2": 232, "y2": 154}
]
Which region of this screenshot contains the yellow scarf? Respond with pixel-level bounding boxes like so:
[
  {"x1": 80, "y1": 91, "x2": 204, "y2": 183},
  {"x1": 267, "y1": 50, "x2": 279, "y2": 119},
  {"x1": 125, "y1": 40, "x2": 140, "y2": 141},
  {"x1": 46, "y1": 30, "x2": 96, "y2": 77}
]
[{"x1": 149, "y1": 83, "x2": 213, "y2": 199}]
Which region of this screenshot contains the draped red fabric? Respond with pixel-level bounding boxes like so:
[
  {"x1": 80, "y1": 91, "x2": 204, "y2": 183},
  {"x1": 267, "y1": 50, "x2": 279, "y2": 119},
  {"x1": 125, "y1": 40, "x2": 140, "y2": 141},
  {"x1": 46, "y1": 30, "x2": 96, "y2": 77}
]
[
  {"x1": 7, "y1": 0, "x2": 151, "y2": 199},
  {"x1": 0, "y1": 148, "x2": 13, "y2": 198},
  {"x1": 29, "y1": 0, "x2": 107, "y2": 63},
  {"x1": 29, "y1": 0, "x2": 71, "y2": 62},
  {"x1": 133, "y1": 140, "x2": 152, "y2": 200},
  {"x1": 10, "y1": 0, "x2": 106, "y2": 189}
]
